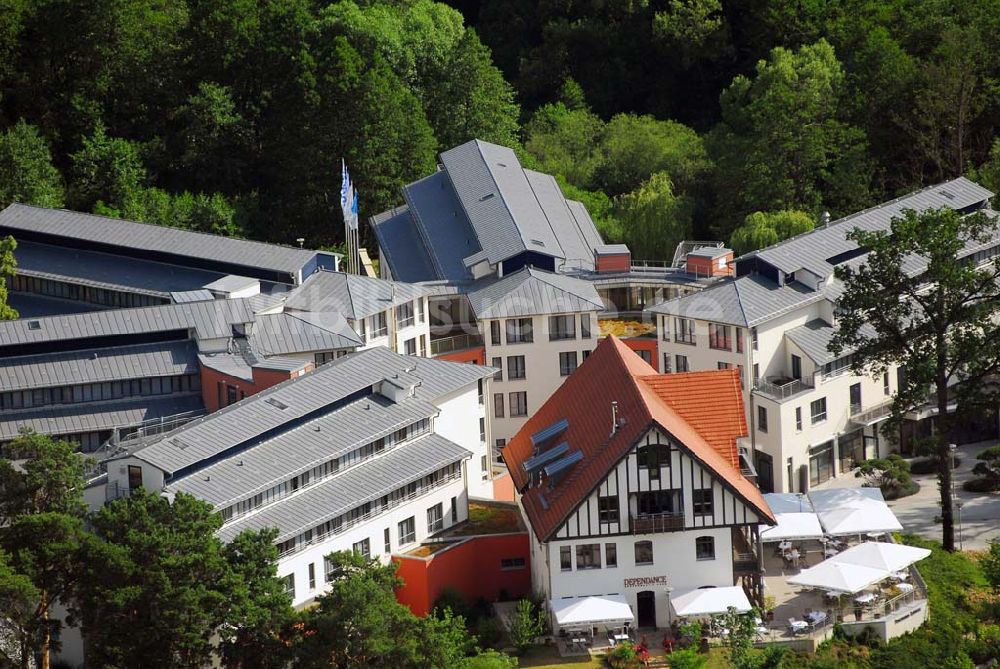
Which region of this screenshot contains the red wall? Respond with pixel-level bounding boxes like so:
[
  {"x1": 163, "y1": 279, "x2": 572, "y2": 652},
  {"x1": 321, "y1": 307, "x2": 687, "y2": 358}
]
[
  {"x1": 621, "y1": 337, "x2": 659, "y2": 372},
  {"x1": 395, "y1": 533, "x2": 531, "y2": 616},
  {"x1": 687, "y1": 252, "x2": 734, "y2": 277},
  {"x1": 200, "y1": 364, "x2": 312, "y2": 412},
  {"x1": 595, "y1": 253, "x2": 631, "y2": 274},
  {"x1": 492, "y1": 472, "x2": 516, "y2": 502},
  {"x1": 435, "y1": 346, "x2": 486, "y2": 366}
]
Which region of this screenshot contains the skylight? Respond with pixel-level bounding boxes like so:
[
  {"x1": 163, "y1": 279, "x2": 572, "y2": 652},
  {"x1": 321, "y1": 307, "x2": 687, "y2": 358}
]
[
  {"x1": 265, "y1": 398, "x2": 289, "y2": 410},
  {"x1": 27, "y1": 320, "x2": 40, "y2": 330}
]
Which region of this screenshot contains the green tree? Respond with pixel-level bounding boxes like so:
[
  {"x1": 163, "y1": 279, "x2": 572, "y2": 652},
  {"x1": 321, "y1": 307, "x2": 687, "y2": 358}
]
[
  {"x1": 74, "y1": 491, "x2": 287, "y2": 669},
  {"x1": 461, "y1": 650, "x2": 518, "y2": 669},
  {"x1": 613, "y1": 173, "x2": 692, "y2": 261},
  {"x1": 0, "y1": 235, "x2": 17, "y2": 321},
  {"x1": 708, "y1": 39, "x2": 873, "y2": 238},
  {"x1": 832, "y1": 207, "x2": 1000, "y2": 551},
  {"x1": 294, "y1": 550, "x2": 471, "y2": 669},
  {"x1": 0, "y1": 549, "x2": 39, "y2": 669},
  {"x1": 0, "y1": 120, "x2": 64, "y2": 208},
  {"x1": 506, "y1": 598, "x2": 545, "y2": 653},
  {"x1": 0, "y1": 430, "x2": 89, "y2": 669},
  {"x1": 69, "y1": 123, "x2": 147, "y2": 217},
  {"x1": 729, "y1": 210, "x2": 815, "y2": 254},
  {"x1": 980, "y1": 540, "x2": 1000, "y2": 591},
  {"x1": 968, "y1": 138, "x2": 1000, "y2": 196},
  {"x1": 970, "y1": 444, "x2": 1000, "y2": 491},
  {"x1": 524, "y1": 102, "x2": 605, "y2": 190}
]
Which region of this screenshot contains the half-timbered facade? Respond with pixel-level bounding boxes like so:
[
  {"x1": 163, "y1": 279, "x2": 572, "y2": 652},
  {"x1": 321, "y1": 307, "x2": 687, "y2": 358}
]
[{"x1": 503, "y1": 336, "x2": 775, "y2": 630}]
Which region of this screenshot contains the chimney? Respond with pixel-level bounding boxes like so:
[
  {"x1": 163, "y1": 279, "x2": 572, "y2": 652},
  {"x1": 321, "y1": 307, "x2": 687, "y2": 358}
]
[
  {"x1": 610, "y1": 401, "x2": 619, "y2": 438},
  {"x1": 820, "y1": 211, "x2": 831, "y2": 228}
]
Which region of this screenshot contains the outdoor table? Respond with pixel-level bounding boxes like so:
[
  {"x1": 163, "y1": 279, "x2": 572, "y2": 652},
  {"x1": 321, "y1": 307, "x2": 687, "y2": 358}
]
[
  {"x1": 806, "y1": 611, "x2": 827, "y2": 625},
  {"x1": 778, "y1": 541, "x2": 793, "y2": 551},
  {"x1": 789, "y1": 620, "x2": 809, "y2": 634},
  {"x1": 896, "y1": 583, "x2": 915, "y2": 594},
  {"x1": 855, "y1": 592, "x2": 877, "y2": 605}
]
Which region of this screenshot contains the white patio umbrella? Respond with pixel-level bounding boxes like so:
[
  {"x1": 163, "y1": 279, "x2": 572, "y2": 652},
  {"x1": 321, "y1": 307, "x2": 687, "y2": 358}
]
[
  {"x1": 551, "y1": 594, "x2": 634, "y2": 628},
  {"x1": 759, "y1": 512, "x2": 824, "y2": 543},
  {"x1": 808, "y1": 488, "x2": 903, "y2": 536},
  {"x1": 763, "y1": 492, "x2": 815, "y2": 515},
  {"x1": 786, "y1": 560, "x2": 889, "y2": 594},
  {"x1": 670, "y1": 586, "x2": 752, "y2": 617},
  {"x1": 828, "y1": 542, "x2": 931, "y2": 573}
]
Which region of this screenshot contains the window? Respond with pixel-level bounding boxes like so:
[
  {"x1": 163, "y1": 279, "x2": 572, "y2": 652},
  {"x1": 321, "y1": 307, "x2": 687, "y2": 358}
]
[
  {"x1": 281, "y1": 574, "x2": 295, "y2": 598},
  {"x1": 810, "y1": 440, "x2": 835, "y2": 486},
  {"x1": 606, "y1": 543, "x2": 617, "y2": 568},
  {"x1": 637, "y1": 490, "x2": 677, "y2": 515},
  {"x1": 404, "y1": 338, "x2": 417, "y2": 356},
  {"x1": 416, "y1": 298, "x2": 425, "y2": 324},
  {"x1": 695, "y1": 536, "x2": 715, "y2": 560},
  {"x1": 324, "y1": 556, "x2": 341, "y2": 583},
  {"x1": 675, "y1": 354, "x2": 689, "y2": 372},
  {"x1": 500, "y1": 558, "x2": 526, "y2": 570},
  {"x1": 127, "y1": 465, "x2": 143, "y2": 491},
  {"x1": 637, "y1": 443, "x2": 670, "y2": 476},
  {"x1": 661, "y1": 317, "x2": 670, "y2": 341},
  {"x1": 398, "y1": 516, "x2": 416, "y2": 545},
  {"x1": 662, "y1": 353, "x2": 672, "y2": 373},
  {"x1": 560, "y1": 546, "x2": 572, "y2": 571},
  {"x1": 582, "y1": 349, "x2": 591, "y2": 360},
  {"x1": 598, "y1": 496, "x2": 619, "y2": 523},
  {"x1": 709, "y1": 323, "x2": 732, "y2": 350},
  {"x1": 372, "y1": 311, "x2": 388, "y2": 337},
  {"x1": 494, "y1": 393, "x2": 505, "y2": 418},
  {"x1": 507, "y1": 355, "x2": 526, "y2": 379},
  {"x1": 791, "y1": 354, "x2": 802, "y2": 380},
  {"x1": 509, "y1": 391, "x2": 528, "y2": 417},
  {"x1": 308, "y1": 563, "x2": 316, "y2": 589},
  {"x1": 490, "y1": 320, "x2": 501, "y2": 345},
  {"x1": 451, "y1": 496, "x2": 458, "y2": 523},
  {"x1": 717, "y1": 361, "x2": 732, "y2": 370},
  {"x1": 674, "y1": 318, "x2": 695, "y2": 344},
  {"x1": 638, "y1": 350, "x2": 652, "y2": 364},
  {"x1": 396, "y1": 301, "x2": 415, "y2": 328},
  {"x1": 736, "y1": 328, "x2": 744, "y2": 353},
  {"x1": 427, "y1": 503, "x2": 444, "y2": 533},
  {"x1": 753, "y1": 363, "x2": 759, "y2": 381},
  {"x1": 751, "y1": 327, "x2": 758, "y2": 350},
  {"x1": 757, "y1": 406, "x2": 768, "y2": 433},
  {"x1": 549, "y1": 315, "x2": 576, "y2": 340},
  {"x1": 480, "y1": 418, "x2": 486, "y2": 443},
  {"x1": 505, "y1": 318, "x2": 533, "y2": 343},
  {"x1": 581, "y1": 314, "x2": 591, "y2": 339},
  {"x1": 811, "y1": 397, "x2": 827, "y2": 424},
  {"x1": 634, "y1": 540, "x2": 653, "y2": 565},
  {"x1": 693, "y1": 489, "x2": 713, "y2": 516},
  {"x1": 883, "y1": 371, "x2": 891, "y2": 396},
  {"x1": 795, "y1": 407, "x2": 802, "y2": 432},
  {"x1": 226, "y1": 384, "x2": 238, "y2": 406},
  {"x1": 481, "y1": 454, "x2": 488, "y2": 477},
  {"x1": 576, "y1": 543, "x2": 602, "y2": 569},
  {"x1": 492, "y1": 357, "x2": 503, "y2": 381},
  {"x1": 384, "y1": 527, "x2": 391, "y2": 553},
  {"x1": 495, "y1": 439, "x2": 506, "y2": 463},
  {"x1": 559, "y1": 351, "x2": 578, "y2": 376},
  {"x1": 352, "y1": 538, "x2": 371, "y2": 558}
]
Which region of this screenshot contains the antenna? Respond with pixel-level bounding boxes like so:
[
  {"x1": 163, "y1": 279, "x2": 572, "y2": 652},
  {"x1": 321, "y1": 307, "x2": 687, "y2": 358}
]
[{"x1": 610, "y1": 401, "x2": 619, "y2": 438}]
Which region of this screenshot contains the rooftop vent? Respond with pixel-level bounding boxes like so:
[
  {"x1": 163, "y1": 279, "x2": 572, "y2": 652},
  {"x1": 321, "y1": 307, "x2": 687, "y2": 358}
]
[
  {"x1": 265, "y1": 398, "x2": 289, "y2": 410},
  {"x1": 479, "y1": 193, "x2": 495, "y2": 202},
  {"x1": 940, "y1": 189, "x2": 956, "y2": 200},
  {"x1": 530, "y1": 239, "x2": 546, "y2": 247},
  {"x1": 170, "y1": 438, "x2": 191, "y2": 450},
  {"x1": 27, "y1": 320, "x2": 40, "y2": 331}
]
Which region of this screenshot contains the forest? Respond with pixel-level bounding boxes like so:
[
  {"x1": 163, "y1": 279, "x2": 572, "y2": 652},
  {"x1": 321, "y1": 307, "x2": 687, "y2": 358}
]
[{"x1": 2, "y1": 0, "x2": 1000, "y2": 260}]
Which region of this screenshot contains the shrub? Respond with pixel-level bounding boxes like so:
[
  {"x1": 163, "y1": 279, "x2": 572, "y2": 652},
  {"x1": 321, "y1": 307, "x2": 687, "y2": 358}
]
[
  {"x1": 881, "y1": 478, "x2": 920, "y2": 500},
  {"x1": 910, "y1": 456, "x2": 961, "y2": 475},
  {"x1": 507, "y1": 599, "x2": 545, "y2": 652},
  {"x1": 474, "y1": 616, "x2": 503, "y2": 650},
  {"x1": 856, "y1": 454, "x2": 914, "y2": 497},
  {"x1": 666, "y1": 648, "x2": 706, "y2": 668},
  {"x1": 962, "y1": 478, "x2": 1000, "y2": 493}
]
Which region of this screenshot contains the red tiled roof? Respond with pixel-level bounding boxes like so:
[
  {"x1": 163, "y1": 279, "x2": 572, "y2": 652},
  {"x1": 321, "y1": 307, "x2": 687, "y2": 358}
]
[{"x1": 502, "y1": 336, "x2": 774, "y2": 542}]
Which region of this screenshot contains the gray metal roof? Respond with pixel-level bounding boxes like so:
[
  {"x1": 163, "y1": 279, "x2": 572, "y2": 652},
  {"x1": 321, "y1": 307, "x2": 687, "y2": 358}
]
[
  {"x1": 745, "y1": 178, "x2": 993, "y2": 278},
  {"x1": 133, "y1": 346, "x2": 494, "y2": 474},
  {"x1": 7, "y1": 293, "x2": 102, "y2": 318},
  {"x1": 249, "y1": 312, "x2": 361, "y2": 357},
  {"x1": 284, "y1": 270, "x2": 429, "y2": 320},
  {"x1": 0, "y1": 340, "x2": 198, "y2": 392},
  {"x1": 170, "y1": 290, "x2": 215, "y2": 303},
  {"x1": 0, "y1": 299, "x2": 254, "y2": 351},
  {"x1": 785, "y1": 318, "x2": 876, "y2": 364},
  {"x1": 647, "y1": 274, "x2": 823, "y2": 327},
  {"x1": 402, "y1": 170, "x2": 481, "y2": 280},
  {"x1": 467, "y1": 267, "x2": 605, "y2": 319},
  {"x1": 0, "y1": 203, "x2": 333, "y2": 278},
  {"x1": 596, "y1": 244, "x2": 630, "y2": 255},
  {"x1": 523, "y1": 169, "x2": 596, "y2": 270},
  {"x1": 369, "y1": 205, "x2": 439, "y2": 283},
  {"x1": 689, "y1": 247, "x2": 732, "y2": 259},
  {"x1": 204, "y1": 275, "x2": 259, "y2": 294},
  {"x1": 0, "y1": 393, "x2": 203, "y2": 441},
  {"x1": 167, "y1": 393, "x2": 440, "y2": 506},
  {"x1": 197, "y1": 351, "x2": 310, "y2": 383},
  {"x1": 215, "y1": 432, "x2": 470, "y2": 542},
  {"x1": 13, "y1": 240, "x2": 228, "y2": 298}
]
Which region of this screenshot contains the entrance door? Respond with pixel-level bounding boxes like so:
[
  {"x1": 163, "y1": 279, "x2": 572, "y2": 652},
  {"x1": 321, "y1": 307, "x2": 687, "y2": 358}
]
[
  {"x1": 636, "y1": 591, "x2": 656, "y2": 628},
  {"x1": 849, "y1": 383, "x2": 862, "y2": 415}
]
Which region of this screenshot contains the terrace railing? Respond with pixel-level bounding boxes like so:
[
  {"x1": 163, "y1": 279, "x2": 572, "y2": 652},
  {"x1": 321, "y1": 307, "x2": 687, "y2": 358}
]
[{"x1": 630, "y1": 511, "x2": 685, "y2": 533}]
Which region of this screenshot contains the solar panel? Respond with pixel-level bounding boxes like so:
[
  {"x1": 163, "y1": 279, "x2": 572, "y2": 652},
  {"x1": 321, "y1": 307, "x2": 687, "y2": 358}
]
[
  {"x1": 530, "y1": 417, "x2": 569, "y2": 447},
  {"x1": 522, "y1": 441, "x2": 569, "y2": 473},
  {"x1": 544, "y1": 450, "x2": 583, "y2": 478}
]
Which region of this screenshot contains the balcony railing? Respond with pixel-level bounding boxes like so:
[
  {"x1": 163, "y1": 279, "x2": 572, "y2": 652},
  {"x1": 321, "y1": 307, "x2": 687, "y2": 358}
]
[
  {"x1": 753, "y1": 376, "x2": 814, "y2": 400},
  {"x1": 430, "y1": 333, "x2": 484, "y2": 356},
  {"x1": 733, "y1": 552, "x2": 760, "y2": 575},
  {"x1": 851, "y1": 400, "x2": 894, "y2": 425},
  {"x1": 276, "y1": 470, "x2": 462, "y2": 560},
  {"x1": 630, "y1": 512, "x2": 685, "y2": 533}
]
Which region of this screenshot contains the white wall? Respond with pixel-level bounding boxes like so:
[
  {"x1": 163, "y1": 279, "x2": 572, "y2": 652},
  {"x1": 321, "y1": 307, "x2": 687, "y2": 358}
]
[{"x1": 435, "y1": 385, "x2": 493, "y2": 499}]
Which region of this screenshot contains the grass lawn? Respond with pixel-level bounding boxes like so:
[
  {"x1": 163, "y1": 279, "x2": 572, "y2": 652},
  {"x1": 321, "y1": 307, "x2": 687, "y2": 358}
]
[{"x1": 516, "y1": 645, "x2": 603, "y2": 668}]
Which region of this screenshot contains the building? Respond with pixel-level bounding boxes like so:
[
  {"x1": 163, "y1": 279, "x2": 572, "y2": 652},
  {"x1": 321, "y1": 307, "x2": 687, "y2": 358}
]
[
  {"x1": 648, "y1": 177, "x2": 997, "y2": 492},
  {"x1": 0, "y1": 203, "x2": 340, "y2": 317},
  {"x1": 501, "y1": 336, "x2": 774, "y2": 631},
  {"x1": 101, "y1": 346, "x2": 496, "y2": 607},
  {"x1": 370, "y1": 139, "x2": 727, "y2": 452}
]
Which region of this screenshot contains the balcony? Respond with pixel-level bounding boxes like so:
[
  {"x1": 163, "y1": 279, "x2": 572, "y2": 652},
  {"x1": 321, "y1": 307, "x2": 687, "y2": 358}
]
[
  {"x1": 733, "y1": 552, "x2": 760, "y2": 576},
  {"x1": 850, "y1": 399, "x2": 894, "y2": 426},
  {"x1": 753, "y1": 376, "x2": 814, "y2": 401},
  {"x1": 430, "y1": 332, "x2": 484, "y2": 356},
  {"x1": 630, "y1": 511, "x2": 684, "y2": 533}
]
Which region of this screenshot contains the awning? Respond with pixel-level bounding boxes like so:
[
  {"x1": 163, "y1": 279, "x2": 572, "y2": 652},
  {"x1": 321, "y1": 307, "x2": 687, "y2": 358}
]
[
  {"x1": 763, "y1": 492, "x2": 814, "y2": 514},
  {"x1": 808, "y1": 488, "x2": 903, "y2": 536},
  {"x1": 787, "y1": 560, "x2": 889, "y2": 594},
  {"x1": 829, "y1": 542, "x2": 931, "y2": 573},
  {"x1": 759, "y1": 512, "x2": 825, "y2": 542},
  {"x1": 670, "y1": 586, "x2": 752, "y2": 617},
  {"x1": 551, "y1": 594, "x2": 634, "y2": 627}
]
